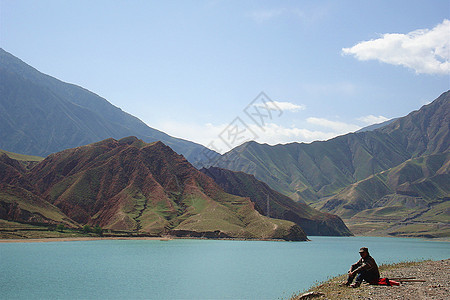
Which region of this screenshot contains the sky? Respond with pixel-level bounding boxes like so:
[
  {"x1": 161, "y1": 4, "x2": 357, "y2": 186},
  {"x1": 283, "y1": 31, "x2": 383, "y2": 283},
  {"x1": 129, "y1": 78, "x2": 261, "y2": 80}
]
[{"x1": 1, "y1": 0, "x2": 449, "y2": 154}]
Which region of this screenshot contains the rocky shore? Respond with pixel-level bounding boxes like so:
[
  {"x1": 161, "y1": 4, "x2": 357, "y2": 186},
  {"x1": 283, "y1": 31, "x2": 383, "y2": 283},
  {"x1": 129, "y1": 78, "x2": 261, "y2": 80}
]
[{"x1": 292, "y1": 259, "x2": 449, "y2": 300}]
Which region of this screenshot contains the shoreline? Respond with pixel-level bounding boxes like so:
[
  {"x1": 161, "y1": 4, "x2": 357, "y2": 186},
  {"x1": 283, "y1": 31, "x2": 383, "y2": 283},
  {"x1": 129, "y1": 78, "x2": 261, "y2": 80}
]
[
  {"x1": 0, "y1": 236, "x2": 173, "y2": 243},
  {"x1": 0, "y1": 234, "x2": 447, "y2": 244},
  {"x1": 0, "y1": 236, "x2": 294, "y2": 243}
]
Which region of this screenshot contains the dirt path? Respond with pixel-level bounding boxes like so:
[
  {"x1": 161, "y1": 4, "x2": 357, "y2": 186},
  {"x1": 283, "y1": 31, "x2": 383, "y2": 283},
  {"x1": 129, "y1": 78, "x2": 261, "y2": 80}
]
[{"x1": 292, "y1": 259, "x2": 449, "y2": 300}]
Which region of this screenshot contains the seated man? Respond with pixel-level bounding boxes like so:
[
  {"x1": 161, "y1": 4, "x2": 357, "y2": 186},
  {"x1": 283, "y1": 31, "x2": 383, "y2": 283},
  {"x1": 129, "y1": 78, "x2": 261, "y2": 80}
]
[{"x1": 343, "y1": 247, "x2": 380, "y2": 288}]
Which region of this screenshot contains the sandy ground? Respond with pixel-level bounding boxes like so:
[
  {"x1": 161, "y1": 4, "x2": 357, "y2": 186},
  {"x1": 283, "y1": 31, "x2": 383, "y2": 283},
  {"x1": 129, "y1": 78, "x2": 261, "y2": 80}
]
[{"x1": 0, "y1": 236, "x2": 173, "y2": 243}]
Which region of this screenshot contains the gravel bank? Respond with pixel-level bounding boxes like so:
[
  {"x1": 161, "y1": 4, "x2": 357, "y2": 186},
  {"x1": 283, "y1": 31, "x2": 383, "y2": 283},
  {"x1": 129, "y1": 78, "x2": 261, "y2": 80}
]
[{"x1": 292, "y1": 259, "x2": 449, "y2": 300}]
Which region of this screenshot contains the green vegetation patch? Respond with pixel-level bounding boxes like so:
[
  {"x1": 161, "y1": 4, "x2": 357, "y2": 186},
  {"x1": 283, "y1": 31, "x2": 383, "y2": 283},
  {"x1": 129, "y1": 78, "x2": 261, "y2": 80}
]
[
  {"x1": 0, "y1": 220, "x2": 95, "y2": 239},
  {"x1": 387, "y1": 223, "x2": 450, "y2": 238},
  {"x1": 182, "y1": 196, "x2": 208, "y2": 214},
  {"x1": 354, "y1": 205, "x2": 417, "y2": 220},
  {"x1": 0, "y1": 149, "x2": 44, "y2": 162},
  {"x1": 416, "y1": 200, "x2": 450, "y2": 223}
]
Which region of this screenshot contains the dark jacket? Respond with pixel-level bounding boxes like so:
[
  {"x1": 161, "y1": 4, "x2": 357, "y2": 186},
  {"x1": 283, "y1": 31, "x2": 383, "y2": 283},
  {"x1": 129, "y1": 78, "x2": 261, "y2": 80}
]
[{"x1": 351, "y1": 255, "x2": 380, "y2": 278}]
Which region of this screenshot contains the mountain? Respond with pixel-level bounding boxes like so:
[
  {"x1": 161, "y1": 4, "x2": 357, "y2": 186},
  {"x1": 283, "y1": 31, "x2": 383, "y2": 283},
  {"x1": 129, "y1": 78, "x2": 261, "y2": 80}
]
[
  {"x1": 200, "y1": 167, "x2": 352, "y2": 236},
  {"x1": 213, "y1": 91, "x2": 449, "y2": 203},
  {"x1": 377, "y1": 92, "x2": 449, "y2": 156},
  {"x1": 314, "y1": 152, "x2": 450, "y2": 238},
  {"x1": 0, "y1": 153, "x2": 79, "y2": 228},
  {"x1": 317, "y1": 152, "x2": 449, "y2": 218},
  {"x1": 0, "y1": 138, "x2": 307, "y2": 241},
  {"x1": 0, "y1": 48, "x2": 218, "y2": 166}
]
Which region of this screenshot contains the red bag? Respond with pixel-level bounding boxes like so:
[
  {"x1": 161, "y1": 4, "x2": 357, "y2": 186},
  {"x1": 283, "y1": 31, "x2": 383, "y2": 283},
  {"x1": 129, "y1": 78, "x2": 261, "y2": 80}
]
[{"x1": 374, "y1": 278, "x2": 400, "y2": 286}]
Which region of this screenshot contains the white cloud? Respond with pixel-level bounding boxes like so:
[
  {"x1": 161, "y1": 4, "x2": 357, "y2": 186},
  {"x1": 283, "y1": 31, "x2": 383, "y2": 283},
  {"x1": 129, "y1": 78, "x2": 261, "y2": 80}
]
[
  {"x1": 306, "y1": 117, "x2": 361, "y2": 133},
  {"x1": 249, "y1": 123, "x2": 337, "y2": 145},
  {"x1": 357, "y1": 115, "x2": 389, "y2": 125},
  {"x1": 157, "y1": 118, "x2": 362, "y2": 154},
  {"x1": 342, "y1": 19, "x2": 450, "y2": 74},
  {"x1": 255, "y1": 101, "x2": 306, "y2": 112}
]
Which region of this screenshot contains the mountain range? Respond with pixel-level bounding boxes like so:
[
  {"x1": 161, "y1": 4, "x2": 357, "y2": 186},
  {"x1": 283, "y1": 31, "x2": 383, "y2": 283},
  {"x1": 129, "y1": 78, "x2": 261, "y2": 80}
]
[
  {"x1": 214, "y1": 92, "x2": 449, "y2": 201},
  {"x1": 0, "y1": 137, "x2": 310, "y2": 241},
  {"x1": 0, "y1": 48, "x2": 218, "y2": 167},
  {"x1": 213, "y1": 91, "x2": 449, "y2": 237}
]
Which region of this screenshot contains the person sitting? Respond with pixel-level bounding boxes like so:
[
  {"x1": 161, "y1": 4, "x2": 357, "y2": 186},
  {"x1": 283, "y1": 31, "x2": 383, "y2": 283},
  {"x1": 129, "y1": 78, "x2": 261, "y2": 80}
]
[{"x1": 343, "y1": 247, "x2": 380, "y2": 288}]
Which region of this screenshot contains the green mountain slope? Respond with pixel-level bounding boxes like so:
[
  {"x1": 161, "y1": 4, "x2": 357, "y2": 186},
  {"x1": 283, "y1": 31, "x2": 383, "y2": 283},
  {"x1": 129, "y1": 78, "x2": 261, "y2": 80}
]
[
  {"x1": 0, "y1": 138, "x2": 307, "y2": 241},
  {"x1": 314, "y1": 152, "x2": 449, "y2": 237},
  {"x1": 213, "y1": 91, "x2": 449, "y2": 203},
  {"x1": 200, "y1": 167, "x2": 352, "y2": 236},
  {"x1": 0, "y1": 48, "x2": 218, "y2": 166}
]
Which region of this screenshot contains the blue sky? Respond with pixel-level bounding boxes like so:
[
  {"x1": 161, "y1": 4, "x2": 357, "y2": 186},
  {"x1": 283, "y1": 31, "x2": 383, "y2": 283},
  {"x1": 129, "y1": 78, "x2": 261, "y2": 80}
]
[{"x1": 1, "y1": 1, "x2": 449, "y2": 153}]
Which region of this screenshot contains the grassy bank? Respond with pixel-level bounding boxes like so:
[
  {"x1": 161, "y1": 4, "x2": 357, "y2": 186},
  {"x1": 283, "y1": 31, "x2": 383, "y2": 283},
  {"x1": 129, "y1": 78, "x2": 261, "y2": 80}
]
[{"x1": 0, "y1": 219, "x2": 150, "y2": 240}]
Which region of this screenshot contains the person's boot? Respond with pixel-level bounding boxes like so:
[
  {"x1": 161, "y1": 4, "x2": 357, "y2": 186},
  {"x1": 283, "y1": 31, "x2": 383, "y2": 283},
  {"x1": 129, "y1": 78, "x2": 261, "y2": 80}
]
[{"x1": 350, "y1": 281, "x2": 361, "y2": 288}]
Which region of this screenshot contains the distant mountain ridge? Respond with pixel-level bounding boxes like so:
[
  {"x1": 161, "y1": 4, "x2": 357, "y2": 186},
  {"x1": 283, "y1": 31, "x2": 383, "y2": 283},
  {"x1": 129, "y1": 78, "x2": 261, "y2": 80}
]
[
  {"x1": 0, "y1": 138, "x2": 307, "y2": 241},
  {"x1": 214, "y1": 91, "x2": 449, "y2": 203},
  {"x1": 0, "y1": 48, "x2": 218, "y2": 166}
]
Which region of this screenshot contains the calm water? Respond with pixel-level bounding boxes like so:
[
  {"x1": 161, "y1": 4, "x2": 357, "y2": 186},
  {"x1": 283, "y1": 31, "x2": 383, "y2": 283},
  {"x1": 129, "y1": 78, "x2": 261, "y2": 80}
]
[{"x1": 0, "y1": 236, "x2": 449, "y2": 299}]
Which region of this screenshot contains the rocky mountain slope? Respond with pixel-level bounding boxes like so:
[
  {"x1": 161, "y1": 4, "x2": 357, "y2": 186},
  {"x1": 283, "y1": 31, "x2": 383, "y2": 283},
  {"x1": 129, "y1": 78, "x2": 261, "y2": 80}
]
[
  {"x1": 0, "y1": 138, "x2": 307, "y2": 241},
  {"x1": 200, "y1": 167, "x2": 351, "y2": 236},
  {"x1": 0, "y1": 48, "x2": 218, "y2": 166}
]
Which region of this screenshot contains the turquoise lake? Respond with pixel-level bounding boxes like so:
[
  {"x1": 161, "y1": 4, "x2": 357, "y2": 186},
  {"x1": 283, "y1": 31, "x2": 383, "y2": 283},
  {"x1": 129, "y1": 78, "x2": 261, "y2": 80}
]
[{"x1": 0, "y1": 236, "x2": 449, "y2": 299}]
